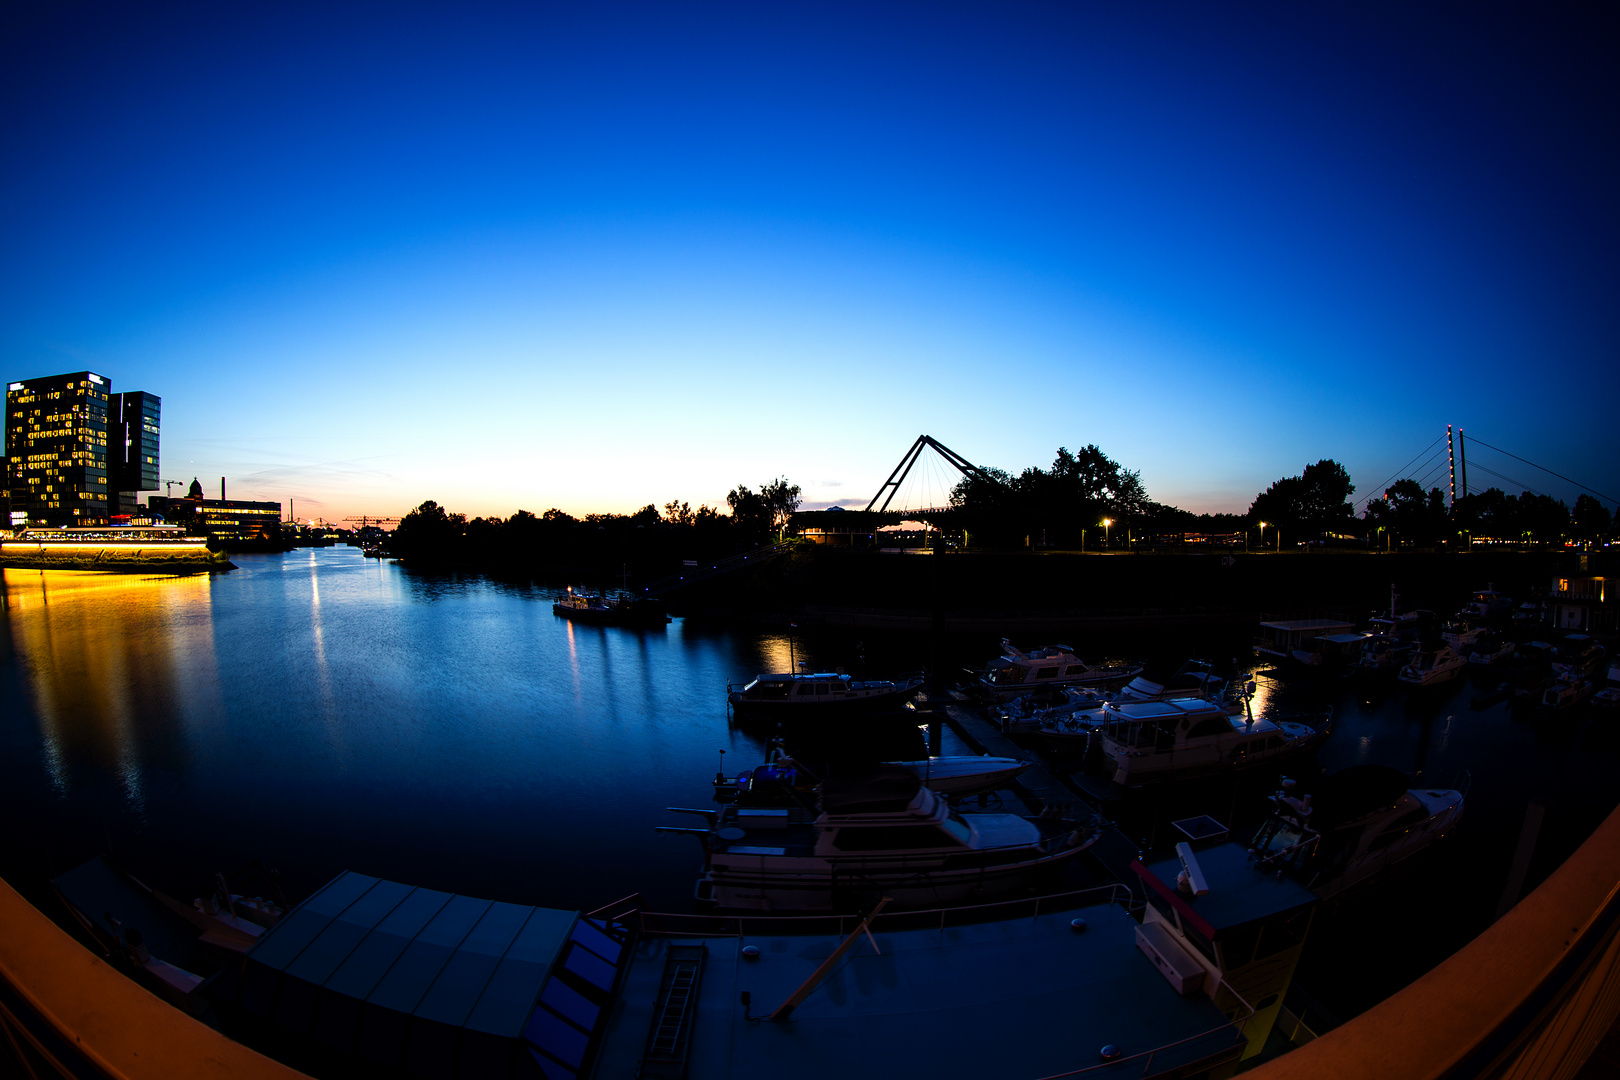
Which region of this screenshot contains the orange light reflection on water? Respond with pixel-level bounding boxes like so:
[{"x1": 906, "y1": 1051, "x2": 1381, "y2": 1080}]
[{"x1": 3, "y1": 569, "x2": 219, "y2": 806}]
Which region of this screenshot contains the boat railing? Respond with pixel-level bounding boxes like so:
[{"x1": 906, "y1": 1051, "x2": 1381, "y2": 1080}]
[
  {"x1": 587, "y1": 882, "x2": 1136, "y2": 939},
  {"x1": 1032, "y1": 980, "x2": 1258, "y2": 1079}
]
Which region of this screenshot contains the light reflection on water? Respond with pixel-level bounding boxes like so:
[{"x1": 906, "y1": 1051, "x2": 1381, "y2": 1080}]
[{"x1": 0, "y1": 552, "x2": 797, "y2": 911}]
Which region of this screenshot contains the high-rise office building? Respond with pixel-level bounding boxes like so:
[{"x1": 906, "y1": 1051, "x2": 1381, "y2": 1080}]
[
  {"x1": 4, "y1": 372, "x2": 112, "y2": 526},
  {"x1": 109, "y1": 390, "x2": 161, "y2": 516}
]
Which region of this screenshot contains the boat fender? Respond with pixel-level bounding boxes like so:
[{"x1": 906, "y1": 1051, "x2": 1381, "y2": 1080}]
[
  {"x1": 741, "y1": 945, "x2": 761, "y2": 959},
  {"x1": 1099, "y1": 1045, "x2": 1121, "y2": 1062},
  {"x1": 1070, "y1": 918, "x2": 1088, "y2": 933}
]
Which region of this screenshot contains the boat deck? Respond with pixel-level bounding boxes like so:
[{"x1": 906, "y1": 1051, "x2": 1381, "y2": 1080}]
[{"x1": 592, "y1": 901, "x2": 1241, "y2": 1080}]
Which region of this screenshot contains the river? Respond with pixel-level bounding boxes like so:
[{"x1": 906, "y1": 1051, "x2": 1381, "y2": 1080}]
[{"x1": 2, "y1": 547, "x2": 1615, "y2": 1020}]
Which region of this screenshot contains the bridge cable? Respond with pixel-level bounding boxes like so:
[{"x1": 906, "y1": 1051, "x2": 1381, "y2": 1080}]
[
  {"x1": 1461, "y1": 436, "x2": 1620, "y2": 506},
  {"x1": 1468, "y1": 463, "x2": 1547, "y2": 500},
  {"x1": 1356, "y1": 434, "x2": 1447, "y2": 512}
]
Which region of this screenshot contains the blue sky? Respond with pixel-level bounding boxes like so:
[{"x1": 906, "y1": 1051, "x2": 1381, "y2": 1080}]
[{"x1": 3, "y1": 2, "x2": 1616, "y2": 520}]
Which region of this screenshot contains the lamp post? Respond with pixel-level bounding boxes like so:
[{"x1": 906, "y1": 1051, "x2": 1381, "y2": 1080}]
[
  {"x1": 1102, "y1": 518, "x2": 1112, "y2": 550},
  {"x1": 1258, "y1": 522, "x2": 1267, "y2": 552}
]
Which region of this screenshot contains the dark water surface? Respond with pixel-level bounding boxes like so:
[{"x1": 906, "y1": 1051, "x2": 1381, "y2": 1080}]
[{"x1": 3, "y1": 549, "x2": 1616, "y2": 1021}]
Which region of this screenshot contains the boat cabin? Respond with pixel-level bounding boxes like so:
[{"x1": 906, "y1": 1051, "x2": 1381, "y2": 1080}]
[
  {"x1": 984, "y1": 645, "x2": 1090, "y2": 687},
  {"x1": 1254, "y1": 619, "x2": 1355, "y2": 662},
  {"x1": 1096, "y1": 700, "x2": 1316, "y2": 784},
  {"x1": 1134, "y1": 842, "x2": 1319, "y2": 1061}
]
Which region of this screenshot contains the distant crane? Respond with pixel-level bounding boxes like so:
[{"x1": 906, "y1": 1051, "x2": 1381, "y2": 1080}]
[{"x1": 343, "y1": 516, "x2": 401, "y2": 530}]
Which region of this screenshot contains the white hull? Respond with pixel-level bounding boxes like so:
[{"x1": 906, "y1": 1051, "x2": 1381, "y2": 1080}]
[{"x1": 885, "y1": 757, "x2": 1031, "y2": 795}]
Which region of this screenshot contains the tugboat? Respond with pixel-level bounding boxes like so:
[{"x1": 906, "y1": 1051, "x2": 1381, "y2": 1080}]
[
  {"x1": 972, "y1": 640, "x2": 1142, "y2": 701},
  {"x1": 1249, "y1": 766, "x2": 1467, "y2": 898},
  {"x1": 672, "y1": 765, "x2": 1099, "y2": 912},
  {"x1": 726, "y1": 671, "x2": 925, "y2": 715}
]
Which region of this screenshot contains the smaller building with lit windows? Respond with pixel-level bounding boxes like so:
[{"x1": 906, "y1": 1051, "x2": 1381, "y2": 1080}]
[
  {"x1": 4, "y1": 371, "x2": 113, "y2": 526},
  {"x1": 149, "y1": 480, "x2": 283, "y2": 544}
]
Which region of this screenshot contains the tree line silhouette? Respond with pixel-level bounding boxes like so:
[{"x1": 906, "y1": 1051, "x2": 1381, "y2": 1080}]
[{"x1": 387, "y1": 445, "x2": 1609, "y2": 573}]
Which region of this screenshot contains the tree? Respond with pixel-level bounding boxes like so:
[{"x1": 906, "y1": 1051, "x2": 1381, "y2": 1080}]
[
  {"x1": 726, "y1": 485, "x2": 772, "y2": 545},
  {"x1": 759, "y1": 477, "x2": 802, "y2": 537},
  {"x1": 391, "y1": 499, "x2": 467, "y2": 561},
  {"x1": 1572, "y1": 495, "x2": 1612, "y2": 545},
  {"x1": 950, "y1": 445, "x2": 1150, "y2": 548},
  {"x1": 1248, "y1": 459, "x2": 1355, "y2": 537}
]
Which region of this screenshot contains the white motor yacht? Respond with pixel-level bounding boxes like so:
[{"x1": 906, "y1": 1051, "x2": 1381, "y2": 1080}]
[
  {"x1": 686, "y1": 766, "x2": 1099, "y2": 912},
  {"x1": 1541, "y1": 675, "x2": 1597, "y2": 712},
  {"x1": 1094, "y1": 699, "x2": 1330, "y2": 785},
  {"x1": 974, "y1": 640, "x2": 1142, "y2": 701},
  {"x1": 1465, "y1": 632, "x2": 1516, "y2": 667},
  {"x1": 1398, "y1": 645, "x2": 1467, "y2": 687},
  {"x1": 881, "y1": 756, "x2": 1032, "y2": 796},
  {"x1": 1440, "y1": 621, "x2": 1485, "y2": 651},
  {"x1": 727, "y1": 671, "x2": 925, "y2": 715},
  {"x1": 1250, "y1": 766, "x2": 1466, "y2": 898}
]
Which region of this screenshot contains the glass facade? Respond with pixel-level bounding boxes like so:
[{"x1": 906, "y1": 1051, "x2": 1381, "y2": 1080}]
[
  {"x1": 5, "y1": 372, "x2": 112, "y2": 526},
  {"x1": 109, "y1": 390, "x2": 161, "y2": 513}
]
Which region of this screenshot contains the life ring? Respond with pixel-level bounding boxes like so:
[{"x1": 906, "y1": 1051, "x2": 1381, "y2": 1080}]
[{"x1": 1063, "y1": 718, "x2": 1081, "y2": 732}]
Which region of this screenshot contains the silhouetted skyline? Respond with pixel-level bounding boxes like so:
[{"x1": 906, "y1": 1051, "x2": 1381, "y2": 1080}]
[{"x1": 3, "y1": 3, "x2": 1616, "y2": 519}]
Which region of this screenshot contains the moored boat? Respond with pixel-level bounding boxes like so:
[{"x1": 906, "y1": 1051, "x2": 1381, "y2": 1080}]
[
  {"x1": 1249, "y1": 766, "x2": 1466, "y2": 898},
  {"x1": 1541, "y1": 675, "x2": 1597, "y2": 712},
  {"x1": 552, "y1": 591, "x2": 671, "y2": 627},
  {"x1": 1093, "y1": 699, "x2": 1330, "y2": 785},
  {"x1": 1465, "y1": 632, "x2": 1516, "y2": 667},
  {"x1": 727, "y1": 671, "x2": 924, "y2": 715},
  {"x1": 882, "y1": 755, "x2": 1032, "y2": 796},
  {"x1": 1254, "y1": 618, "x2": 1355, "y2": 664},
  {"x1": 1398, "y1": 645, "x2": 1467, "y2": 687},
  {"x1": 973, "y1": 640, "x2": 1142, "y2": 701},
  {"x1": 1552, "y1": 634, "x2": 1606, "y2": 679},
  {"x1": 684, "y1": 766, "x2": 1099, "y2": 912}
]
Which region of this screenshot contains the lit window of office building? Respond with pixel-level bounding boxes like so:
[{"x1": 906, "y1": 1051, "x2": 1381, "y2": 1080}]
[
  {"x1": 109, "y1": 391, "x2": 161, "y2": 516},
  {"x1": 4, "y1": 371, "x2": 112, "y2": 526}
]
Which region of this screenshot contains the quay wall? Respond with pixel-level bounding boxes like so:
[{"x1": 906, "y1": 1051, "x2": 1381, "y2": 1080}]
[{"x1": 670, "y1": 546, "x2": 1594, "y2": 629}]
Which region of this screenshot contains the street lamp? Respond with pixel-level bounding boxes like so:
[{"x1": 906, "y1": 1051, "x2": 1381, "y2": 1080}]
[
  {"x1": 1102, "y1": 518, "x2": 1112, "y2": 550},
  {"x1": 1257, "y1": 521, "x2": 1266, "y2": 552}
]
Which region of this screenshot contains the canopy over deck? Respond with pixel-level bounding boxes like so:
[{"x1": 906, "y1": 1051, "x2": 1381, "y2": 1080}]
[{"x1": 230, "y1": 872, "x2": 628, "y2": 1079}]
